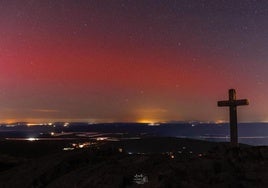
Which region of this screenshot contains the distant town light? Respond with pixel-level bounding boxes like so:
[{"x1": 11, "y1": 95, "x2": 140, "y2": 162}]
[
  {"x1": 63, "y1": 147, "x2": 74, "y2": 151},
  {"x1": 96, "y1": 137, "x2": 108, "y2": 141},
  {"x1": 78, "y1": 144, "x2": 85, "y2": 148},
  {"x1": 27, "y1": 137, "x2": 38, "y2": 141},
  {"x1": 27, "y1": 123, "x2": 43, "y2": 126},
  {"x1": 64, "y1": 122, "x2": 69, "y2": 127},
  {"x1": 148, "y1": 122, "x2": 160, "y2": 126},
  {"x1": 215, "y1": 120, "x2": 226, "y2": 124},
  {"x1": 5, "y1": 124, "x2": 16, "y2": 127},
  {"x1": 137, "y1": 119, "x2": 154, "y2": 124}
]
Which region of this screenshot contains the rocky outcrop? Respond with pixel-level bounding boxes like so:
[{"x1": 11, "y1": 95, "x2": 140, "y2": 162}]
[{"x1": 0, "y1": 139, "x2": 267, "y2": 188}]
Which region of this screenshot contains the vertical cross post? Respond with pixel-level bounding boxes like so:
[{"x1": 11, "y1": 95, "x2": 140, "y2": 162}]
[
  {"x1": 218, "y1": 89, "x2": 249, "y2": 146},
  {"x1": 229, "y1": 89, "x2": 238, "y2": 145}
]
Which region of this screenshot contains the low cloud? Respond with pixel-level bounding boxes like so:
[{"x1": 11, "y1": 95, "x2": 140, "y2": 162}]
[{"x1": 32, "y1": 109, "x2": 60, "y2": 113}]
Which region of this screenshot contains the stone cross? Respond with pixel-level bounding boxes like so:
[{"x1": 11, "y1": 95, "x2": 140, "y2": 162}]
[{"x1": 217, "y1": 89, "x2": 249, "y2": 146}]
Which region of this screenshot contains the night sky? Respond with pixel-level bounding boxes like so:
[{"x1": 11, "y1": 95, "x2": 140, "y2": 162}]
[{"x1": 1, "y1": 0, "x2": 268, "y2": 123}]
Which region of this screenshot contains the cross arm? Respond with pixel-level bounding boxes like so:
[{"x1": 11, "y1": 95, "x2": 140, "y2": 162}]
[
  {"x1": 234, "y1": 99, "x2": 249, "y2": 106},
  {"x1": 218, "y1": 100, "x2": 231, "y2": 107},
  {"x1": 218, "y1": 99, "x2": 249, "y2": 107}
]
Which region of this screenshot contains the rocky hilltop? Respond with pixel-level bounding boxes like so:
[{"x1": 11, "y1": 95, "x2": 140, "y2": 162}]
[{"x1": 0, "y1": 138, "x2": 267, "y2": 188}]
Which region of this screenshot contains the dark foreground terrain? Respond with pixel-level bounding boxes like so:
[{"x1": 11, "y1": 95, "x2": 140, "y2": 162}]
[{"x1": 0, "y1": 137, "x2": 267, "y2": 188}]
